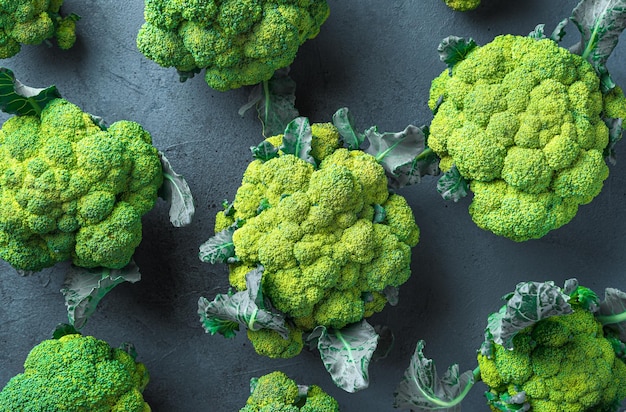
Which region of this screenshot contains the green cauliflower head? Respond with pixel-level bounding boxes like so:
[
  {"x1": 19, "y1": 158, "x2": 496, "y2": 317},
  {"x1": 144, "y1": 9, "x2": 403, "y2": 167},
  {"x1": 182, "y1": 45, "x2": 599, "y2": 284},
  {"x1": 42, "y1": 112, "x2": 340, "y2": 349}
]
[
  {"x1": 240, "y1": 371, "x2": 339, "y2": 412},
  {"x1": 0, "y1": 98, "x2": 163, "y2": 271},
  {"x1": 0, "y1": 333, "x2": 151, "y2": 412},
  {"x1": 0, "y1": 0, "x2": 78, "y2": 58},
  {"x1": 478, "y1": 307, "x2": 626, "y2": 412},
  {"x1": 429, "y1": 34, "x2": 617, "y2": 241},
  {"x1": 136, "y1": 0, "x2": 330, "y2": 91},
  {"x1": 215, "y1": 123, "x2": 419, "y2": 358}
]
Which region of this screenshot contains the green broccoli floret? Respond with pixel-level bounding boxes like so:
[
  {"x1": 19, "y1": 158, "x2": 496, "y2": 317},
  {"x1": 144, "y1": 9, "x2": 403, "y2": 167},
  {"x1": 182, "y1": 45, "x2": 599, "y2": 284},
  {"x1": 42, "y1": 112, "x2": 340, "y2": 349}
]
[
  {"x1": 136, "y1": 0, "x2": 330, "y2": 91},
  {"x1": 241, "y1": 371, "x2": 339, "y2": 412},
  {"x1": 0, "y1": 98, "x2": 163, "y2": 271},
  {"x1": 0, "y1": 0, "x2": 78, "y2": 58},
  {"x1": 444, "y1": 0, "x2": 480, "y2": 11},
  {"x1": 478, "y1": 307, "x2": 626, "y2": 411},
  {"x1": 428, "y1": 34, "x2": 621, "y2": 241},
  {"x1": 211, "y1": 123, "x2": 419, "y2": 358},
  {"x1": 0, "y1": 333, "x2": 150, "y2": 411}
]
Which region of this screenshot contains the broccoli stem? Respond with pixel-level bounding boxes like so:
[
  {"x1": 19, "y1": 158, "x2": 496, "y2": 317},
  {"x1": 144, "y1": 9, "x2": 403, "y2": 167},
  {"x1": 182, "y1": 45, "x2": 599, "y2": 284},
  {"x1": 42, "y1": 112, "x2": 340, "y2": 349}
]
[
  {"x1": 248, "y1": 308, "x2": 260, "y2": 331},
  {"x1": 596, "y1": 310, "x2": 626, "y2": 326},
  {"x1": 415, "y1": 147, "x2": 433, "y2": 160},
  {"x1": 580, "y1": 26, "x2": 599, "y2": 61}
]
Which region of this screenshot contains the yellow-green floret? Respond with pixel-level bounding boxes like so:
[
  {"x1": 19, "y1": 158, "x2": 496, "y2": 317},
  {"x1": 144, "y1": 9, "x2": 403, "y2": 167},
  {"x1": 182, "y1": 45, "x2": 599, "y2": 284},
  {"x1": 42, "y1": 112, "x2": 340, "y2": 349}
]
[
  {"x1": 0, "y1": 98, "x2": 163, "y2": 271},
  {"x1": 429, "y1": 35, "x2": 616, "y2": 241},
  {"x1": 444, "y1": 0, "x2": 480, "y2": 11},
  {"x1": 136, "y1": 0, "x2": 330, "y2": 91},
  {"x1": 240, "y1": 371, "x2": 338, "y2": 412},
  {"x1": 477, "y1": 308, "x2": 626, "y2": 411},
  {"x1": 0, "y1": 0, "x2": 78, "y2": 58},
  {"x1": 217, "y1": 124, "x2": 419, "y2": 358},
  {"x1": 0, "y1": 334, "x2": 151, "y2": 412}
]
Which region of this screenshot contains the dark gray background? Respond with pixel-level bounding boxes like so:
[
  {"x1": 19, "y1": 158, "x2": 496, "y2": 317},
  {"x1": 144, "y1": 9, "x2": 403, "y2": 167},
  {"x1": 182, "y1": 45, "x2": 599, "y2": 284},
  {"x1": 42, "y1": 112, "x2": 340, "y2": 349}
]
[{"x1": 1, "y1": 0, "x2": 626, "y2": 410}]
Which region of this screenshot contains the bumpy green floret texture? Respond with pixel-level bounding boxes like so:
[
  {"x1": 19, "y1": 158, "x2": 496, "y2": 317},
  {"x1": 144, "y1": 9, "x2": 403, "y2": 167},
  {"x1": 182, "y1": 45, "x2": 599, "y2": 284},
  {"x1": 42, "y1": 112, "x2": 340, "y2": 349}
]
[
  {"x1": 444, "y1": 0, "x2": 480, "y2": 11},
  {"x1": 0, "y1": 0, "x2": 78, "y2": 58},
  {"x1": 0, "y1": 98, "x2": 163, "y2": 271},
  {"x1": 136, "y1": 0, "x2": 330, "y2": 91},
  {"x1": 477, "y1": 307, "x2": 626, "y2": 412},
  {"x1": 429, "y1": 35, "x2": 612, "y2": 241},
  {"x1": 215, "y1": 123, "x2": 419, "y2": 358},
  {"x1": 0, "y1": 334, "x2": 151, "y2": 412},
  {"x1": 241, "y1": 371, "x2": 339, "y2": 412}
]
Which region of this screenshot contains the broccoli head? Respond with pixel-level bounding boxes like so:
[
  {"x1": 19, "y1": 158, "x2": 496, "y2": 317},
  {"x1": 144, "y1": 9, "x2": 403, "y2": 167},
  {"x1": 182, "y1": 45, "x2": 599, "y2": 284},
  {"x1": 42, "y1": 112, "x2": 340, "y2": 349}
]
[
  {"x1": 136, "y1": 0, "x2": 330, "y2": 91},
  {"x1": 0, "y1": 0, "x2": 78, "y2": 58},
  {"x1": 0, "y1": 333, "x2": 151, "y2": 411},
  {"x1": 444, "y1": 0, "x2": 480, "y2": 11},
  {"x1": 478, "y1": 306, "x2": 626, "y2": 411},
  {"x1": 241, "y1": 371, "x2": 339, "y2": 412},
  {"x1": 213, "y1": 123, "x2": 419, "y2": 358},
  {"x1": 0, "y1": 98, "x2": 163, "y2": 271},
  {"x1": 428, "y1": 34, "x2": 622, "y2": 241}
]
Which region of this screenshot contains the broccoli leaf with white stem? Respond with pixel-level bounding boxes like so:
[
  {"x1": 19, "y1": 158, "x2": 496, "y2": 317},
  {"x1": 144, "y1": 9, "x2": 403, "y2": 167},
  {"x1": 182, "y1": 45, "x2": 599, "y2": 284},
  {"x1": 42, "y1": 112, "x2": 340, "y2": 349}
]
[
  {"x1": 437, "y1": 36, "x2": 477, "y2": 69},
  {"x1": 281, "y1": 117, "x2": 315, "y2": 166},
  {"x1": 239, "y1": 67, "x2": 299, "y2": 137},
  {"x1": 0, "y1": 68, "x2": 61, "y2": 116},
  {"x1": 485, "y1": 280, "x2": 573, "y2": 350},
  {"x1": 307, "y1": 320, "x2": 379, "y2": 393},
  {"x1": 199, "y1": 221, "x2": 240, "y2": 264},
  {"x1": 332, "y1": 107, "x2": 365, "y2": 150},
  {"x1": 158, "y1": 151, "x2": 195, "y2": 227},
  {"x1": 597, "y1": 287, "x2": 626, "y2": 341},
  {"x1": 393, "y1": 340, "x2": 478, "y2": 411},
  {"x1": 571, "y1": 0, "x2": 626, "y2": 92},
  {"x1": 198, "y1": 267, "x2": 289, "y2": 339},
  {"x1": 61, "y1": 261, "x2": 142, "y2": 330}
]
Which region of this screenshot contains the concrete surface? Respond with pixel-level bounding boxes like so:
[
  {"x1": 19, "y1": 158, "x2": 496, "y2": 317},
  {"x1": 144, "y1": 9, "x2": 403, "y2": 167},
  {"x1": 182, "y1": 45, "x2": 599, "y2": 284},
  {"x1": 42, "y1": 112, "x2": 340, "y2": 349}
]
[{"x1": 1, "y1": 0, "x2": 626, "y2": 410}]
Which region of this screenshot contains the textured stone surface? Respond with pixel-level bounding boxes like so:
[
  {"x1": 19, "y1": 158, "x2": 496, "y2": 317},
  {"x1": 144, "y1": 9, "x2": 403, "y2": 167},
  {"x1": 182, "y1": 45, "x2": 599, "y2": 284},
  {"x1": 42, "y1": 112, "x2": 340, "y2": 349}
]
[{"x1": 1, "y1": 0, "x2": 626, "y2": 410}]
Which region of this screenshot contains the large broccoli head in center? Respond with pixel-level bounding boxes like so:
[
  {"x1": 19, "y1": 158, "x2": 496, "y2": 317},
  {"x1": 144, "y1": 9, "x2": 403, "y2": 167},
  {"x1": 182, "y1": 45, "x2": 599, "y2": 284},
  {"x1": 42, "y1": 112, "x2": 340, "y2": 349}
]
[{"x1": 0, "y1": 98, "x2": 163, "y2": 271}]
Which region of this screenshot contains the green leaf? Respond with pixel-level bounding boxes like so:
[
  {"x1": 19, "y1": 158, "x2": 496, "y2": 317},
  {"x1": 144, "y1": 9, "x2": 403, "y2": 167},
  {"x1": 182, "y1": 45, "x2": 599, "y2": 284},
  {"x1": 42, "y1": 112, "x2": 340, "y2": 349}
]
[
  {"x1": 250, "y1": 140, "x2": 279, "y2": 162},
  {"x1": 61, "y1": 261, "x2": 141, "y2": 329},
  {"x1": 280, "y1": 117, "x2": 315, "y2": 166},
  {"x1": 0, "y1": 68, "x2": 61, "y2": 116},
  {"x1": 307, "y1": 320, "x2": 379, "y2": 393},
  {"x1": 118, "y1": 342, "x2": 138, "y2": 360},
  {"x1": 197, "y1": 267, "x2": 289, "y2": 339},
  {"x1": 158, "y1": 151, "x2": 195, "y2": 227},
  {"x1": 51, "y1": 323, "x2": 80, "y2": 339},
  {"x1": 332, "y1": 107, "x2": 365, "y2": 150},
  {"x1": 437, "y1": 36, "x2": 477, "y2": 69},
  {"x1": 528, "y1": 19, "x2": 568, "y2": 42},
  {"x1": 571, "y1": 0, "x2": 626, "y2": 92},
  {"x1": 485, "y1": 391, "x2": 530, "y2": 411},
  {"x1": 597, "y1": 287, "x2": 626, "y2": 341},
  {"x1": 603, "y1": 117, "x2": 623, "y2": 164},
  {"x1": 198, "y1": 221, "x2": 240, "y2": 264},
  {"x1": 393, "y1": 340, "x2": 476, "y2": 411},
  {"x1": 485, "y1": 280, "x2": 573, "y2": 350},
  {"x1": 239, "y1": 68, "x2": 299, "y2": 137},
  {"x1": 436, "y1": 165, "x2": 469, "y2": 202},
  {"x1": 373, "y1": 204, "x2": 386, "y2": 224},
  {"x1": 364, "y1": 124, "x2": 435, "y2": 188}
]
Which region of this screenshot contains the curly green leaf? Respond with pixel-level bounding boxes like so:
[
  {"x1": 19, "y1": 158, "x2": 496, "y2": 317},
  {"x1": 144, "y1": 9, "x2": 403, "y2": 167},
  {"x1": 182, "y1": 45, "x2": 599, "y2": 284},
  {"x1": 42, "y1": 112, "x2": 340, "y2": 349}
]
[{"x1": 437, "y1": 36, "x2": 478, "y2": 69}]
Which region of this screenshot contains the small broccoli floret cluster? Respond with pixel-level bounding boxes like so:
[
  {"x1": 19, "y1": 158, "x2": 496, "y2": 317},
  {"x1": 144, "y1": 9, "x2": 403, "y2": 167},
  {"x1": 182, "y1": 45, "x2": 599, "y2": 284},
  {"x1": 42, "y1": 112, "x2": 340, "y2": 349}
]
[
  {"x1": 215, "y1": 123, "x2": 419, "y2": 358},
  {"x1": 136, "y1": 0, "x2": 330, "y2": 91},
  {"x1": 0, "y1": 0, "x2": 78, "y2": 58},
  {"x1": 239, "y1": 371, "x2": 339, "y2": 412},
  {"x1": 444, "y1": 0, "x2": 480, "y2": 11},
  {"x1": 0, "y1": 334, "x2": 151, "y2": 412},
  {"x1": 0, "y1": 98, "x2": 163, "y2": 271},
  {"x1": 429, "y1": 35, "x2": 620, "y2": 241},
  {"x1": 478, "y1": 307, "x2": 626, "y2": 411}
]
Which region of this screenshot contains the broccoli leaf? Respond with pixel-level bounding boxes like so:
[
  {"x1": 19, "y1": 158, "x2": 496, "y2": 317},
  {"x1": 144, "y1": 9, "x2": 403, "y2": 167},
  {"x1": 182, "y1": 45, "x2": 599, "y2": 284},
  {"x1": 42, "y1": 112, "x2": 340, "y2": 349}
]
[
  {"x1": 281, "y1": 117, "x2": 315, "y2": 166},
  {"x1": 373, "y1": 204, "x2": 386, "y2": 224},
  {"x1": 250, "y1": 140, "x2": 279, "y2": 162},
  {"x1": 597, "y1": 287, "x2": 626, "y2": 341},
  {"x1": 198, "y1": 267, "x2": 289, "y2": 339},
  {"x1": 52, "y1": 323, "x2": 80, "y2": 339},
  {"x1": 118, "y1": 342, "x2": 138, "y2": 360},
  {"x1": 393, "y1": 340, "x2": 476, "y2": 411},
  {"x1": 199, "y1": 221, "x2": 240, "y2": 264},
  {"x1": 0, "y1": 68, "x2": 61, "y2": 116},
  {"x1": 437, "y1": 165, "x2": 469, "y2": 202},
  {"x1": 437, "y1": 36, "x2": 478, "y2": 69},
  {"x1": 571, "y1": 0, "x2": 626, "y2": 92},
  {"x1": 485, "y1": 280, "x2": 573, "y2": 350},
  {"x1": 485, "y1": 391, "x2": 530, "y2": 412},
  {"x1": 308, "y1": 320, "x2": 379, "y2": 393},
  {"x1": 61, "y1": 261, "x2": 142, "y2": 330},
  {"x1": 239, "y1": 68, "x2": 299, "y2": 137},
  {"x1": 332, "y1": 107, "x2": 365, "y2": 150},
  {"x1": 158, "y1": 151, "x2": 195, "y2": 227},
  {"x1": 603, "y1": 117, "x2": 623, "y2": 164},
  {"x1": 528, "y1": 19, "x2": 568, "y2": 42},
  {"x1": 364, "y1": 124, "x2": 436, "y2": 188}
]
